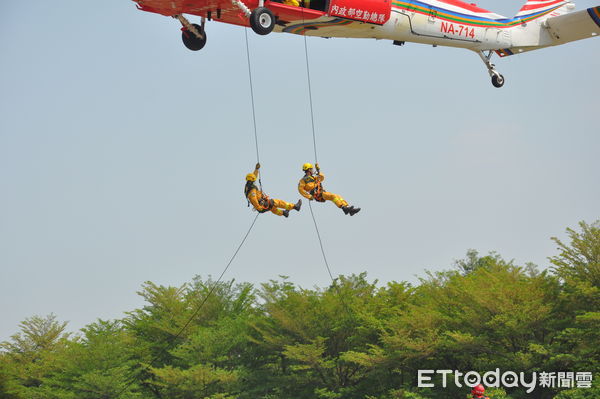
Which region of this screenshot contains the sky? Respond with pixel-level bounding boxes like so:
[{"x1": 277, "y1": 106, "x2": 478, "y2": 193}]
[{"x1": 0, "y1": 0, "x2": 598, "y2": 341}]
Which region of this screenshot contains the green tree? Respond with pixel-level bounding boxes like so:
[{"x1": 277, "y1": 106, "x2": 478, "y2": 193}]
[
  {"x1": 248, "y1": 273, "x2": 406, "y2": 399},
  {"x1": 126, "y1": 276, "x2": 257, "y2": 398},
  {"x1": 0, "y1": 314, "x2": 71, "y2": 399},
  {"x1": 554, "y1": 383, "x2": 600, "y2": 399},
  {"x1": 39, "y1": 319, "x2": 142, "y2": 399},
  {"x1": 547, "y1": 221, "x2": 600, "y2": 378},
  {"x1": 382, "y1": 252, "x2": 562, "y2": 398},
  {"x1": 148, "y1": 364, "x2": 237, "y2": 399},
  {"x1": 550, "y1": 220, "x2": 600, "y2": 287},
  {"x1": 2, "y1": 220, "x2": 598, "y2": 399}
]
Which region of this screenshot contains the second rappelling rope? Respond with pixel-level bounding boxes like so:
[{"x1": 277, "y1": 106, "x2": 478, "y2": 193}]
[{"x1": 245, "y1": 28, "x2": 263, "y2": 191}]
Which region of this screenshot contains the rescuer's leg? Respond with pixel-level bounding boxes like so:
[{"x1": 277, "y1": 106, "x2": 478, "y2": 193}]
[
  {"x1": 346, "y1": 206, "x2": 361, "y2": 216},
  {"x1": 322, "y1": 191, "x2": 348, "y2": 208},
  {"x1": 270, "y1": 207, "x2": 285, "y2": 216},
  {"x1": 270, "y1": 199, "x2": 296, "y2": 217},
  {"x1": 322, "y1": 191, "x2": 360, "y2": 216},
  {"x1": 272, "y1": 199, "x2": 295, "y2": 211}
]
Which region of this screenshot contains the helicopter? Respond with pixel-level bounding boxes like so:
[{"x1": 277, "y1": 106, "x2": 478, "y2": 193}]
[{"x1": 132, "y1": 0, "x2": 599, "y2": 87}]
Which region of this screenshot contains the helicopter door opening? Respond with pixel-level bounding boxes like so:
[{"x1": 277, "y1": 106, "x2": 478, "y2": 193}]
[
  {"x1": 266, "y1": 0, "x2": 328, "y2": 21},
  {"x1": 303, "y1": 0, "x2": 329, "y2": 12}
]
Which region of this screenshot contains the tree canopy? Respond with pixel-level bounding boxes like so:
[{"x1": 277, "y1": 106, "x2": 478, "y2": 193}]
[{"x1": 1, "y1": 221, "x2": 598, "y2": 399}]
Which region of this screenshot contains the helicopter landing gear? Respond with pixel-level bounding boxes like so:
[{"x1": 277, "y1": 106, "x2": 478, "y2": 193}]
[
  {"x1": 181, "y1": 23, "x2": 207, "y2": 50},
  {"x1": 231, "y1": 0, "x2": 275, "y2": 35},
  {"x1": 173, "y1": 1, "x2": 276, "y2": 51},
  {"x1": 478, "y1": 50, "x2": 505, "y2": 88},
  {"x1": 249, "y1": 7, "x2": 275, "y2": 35},
  {"x1": 491, "y1": 73, "x2": 505, "y2": 88},
  {"x1": 176, "y1": 15, "x2": 207, "y2": 51}
]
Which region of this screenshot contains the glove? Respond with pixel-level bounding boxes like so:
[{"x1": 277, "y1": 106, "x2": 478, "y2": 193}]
[
  {"x1": 255, "y1": 163, "x2": 261, "y2": 169},
  {"x1": 315, "y1": 163, "x2": 320, "y2": 171}
]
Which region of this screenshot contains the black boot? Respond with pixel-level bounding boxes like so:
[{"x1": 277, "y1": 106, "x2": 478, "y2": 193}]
[
  {"x1": 348, "y1": 206, "x2": 361, "y2": 216},
  {"x1": 283, "y1": 210, "x2": 290, "y2": 218},
  {"x1": 342, "y1": 206, "x2": 350, "y2": 215},
  {"x1": 294, "y1": 199, "x2": 302, "y2": 211}
]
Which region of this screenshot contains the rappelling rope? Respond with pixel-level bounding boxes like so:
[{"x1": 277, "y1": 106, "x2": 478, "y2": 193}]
[
  {"x1": 308, "y1": 201, "x2": 356, "y2": 320},
  {"x1": 171, "y1": 29, "x2": 267, "y2": 340},
  {"x1": 308, "y1": 200, "x2": 334, "y2": 281},
  {"x1": 173, "y1": 212, "x2": 260, "y2": 340},
  {"x1": 245, "y1": 28, "x2": 263, "y2": 190},
  {"x1": 119, "y1": 31, "x2": 265, "y2": 394},
  {"x1": 302, "y1": 33, "x2": 355, "y2": 320},
  {"x1": 301, "y1": 14, "x2": 318, "y2": 164},
  {"x1": 116, "y1": 213, "x2": 260, "y2": 396},
  {"x1": 170, "y1": 31, "x2": 266, "y2": 334}
]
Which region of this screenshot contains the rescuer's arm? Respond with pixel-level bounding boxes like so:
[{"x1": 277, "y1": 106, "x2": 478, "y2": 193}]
[
  {"x1": 247, "y1": 189, "x2": 261, "y2": 209},
  {"x1": 315, "y1": 163, "x2": 324, "y2": 182},
  {"x1": 253, "y1": 163, "x2": 260, "y2": 179},
  {"x1": 298, "y1": 180, "x2": 313, "y2": 200}
]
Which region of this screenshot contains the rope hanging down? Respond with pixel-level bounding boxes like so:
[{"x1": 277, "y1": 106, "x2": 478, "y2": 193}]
[
  {"x1": 245, "y1": 28, "x2": 263, "y2": 189},
  {"x1": 117, "y1": 213, "x2": 260, "y2": 396},
  {"x1": 302, "y1": 27, "x2": 330, "y2": 280},
  {"x1": 245, "y1": 28, "x2": 260, "y2": 164},
  {"x1": 173, "y1": 212, "x2": 260, "y2": 340},
  {"x1": 302, "y1": 33, "x2": 355, "y2": 320},
  {"x1": 303, "y1": 34, "x2": 318, "y2": 164},
  {"x1": 308, "y1": 200, "x2": 334, "y2": 281},
  {"x1": 172, "y1": 31, "x2": 261, "y2": 337},
  {"x1": 308, "y1": 201, "x2": 355, "y2": 319}
]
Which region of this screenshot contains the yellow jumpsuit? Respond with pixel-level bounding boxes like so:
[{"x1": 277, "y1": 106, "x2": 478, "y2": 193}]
[
  {"x1": 298, "y1": 172, "x2": 348, "y2": 208},
  {"x1": 246, "y1": 169, "x2": 295, "y2": 216}
]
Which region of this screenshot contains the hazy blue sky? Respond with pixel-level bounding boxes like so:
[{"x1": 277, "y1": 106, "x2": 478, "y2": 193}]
[{"x1": 1, "y1": 0, "x2": 598, "y2": 341}]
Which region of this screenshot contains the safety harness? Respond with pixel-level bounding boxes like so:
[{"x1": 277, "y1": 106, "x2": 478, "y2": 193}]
[
  {"x1": 244, "y1": 183, "x2": 274, "y2": 213},
  {"x1": 303, "y1": 174, "x2": 325, "y2": 202}
]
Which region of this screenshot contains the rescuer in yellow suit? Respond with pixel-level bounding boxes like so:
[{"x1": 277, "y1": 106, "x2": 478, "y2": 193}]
[
  {"x1": 245, "y1": 163, "x2": 302, "y2": 217},
  {"x1": 298, "y1": 163, "x2": 360, "y2": 216}
]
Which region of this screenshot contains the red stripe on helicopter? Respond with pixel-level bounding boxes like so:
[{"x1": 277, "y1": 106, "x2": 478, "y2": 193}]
[
  {"x1": 431, "y1": 0, "x2": 493, "y2": 13},
  {"x1": 518, "y1": 0, "x2": 565, "y2": 12}
]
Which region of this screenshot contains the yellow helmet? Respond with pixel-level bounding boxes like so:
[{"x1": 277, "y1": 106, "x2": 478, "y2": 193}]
[
  {"x1": 302, "y1": 163, "x2": 313, "y2": 171},
  {"x1": 246, "y1": 173, "x2": 257, "y2": 182}
]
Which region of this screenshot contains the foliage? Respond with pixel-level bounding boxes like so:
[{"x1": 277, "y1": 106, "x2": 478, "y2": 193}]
[
  {"x1": 554, "y1": 383, "x2": 600, "y2": 398},
  {"x1": 2, "y1": 220, "x2": 599, "y2": 399},
  {"x1": 550, "y1": 220, "x2": 600, "y2": 287},
  {"x1": 0, "y1": 314, "x2": 71, "y2": 399}
]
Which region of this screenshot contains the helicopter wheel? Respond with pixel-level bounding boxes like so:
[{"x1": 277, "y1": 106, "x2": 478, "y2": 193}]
[
  {"x1": 250, "y1": 7, "x2": 275, "y2": 35},
  {"x1": 491, "y1": 73, "x2": 505, "y2": 88},
  {"x1": 182, "y1": 23, "x2": 207, "y2": 51}
]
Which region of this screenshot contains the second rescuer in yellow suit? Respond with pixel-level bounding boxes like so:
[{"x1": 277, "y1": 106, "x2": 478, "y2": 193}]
[
  {"x1": 298, "y1": 163, "x2": 360, "y2": 216},
  {"x1": 245, "y1": 163, "x2": 302, "y2": 217}
]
